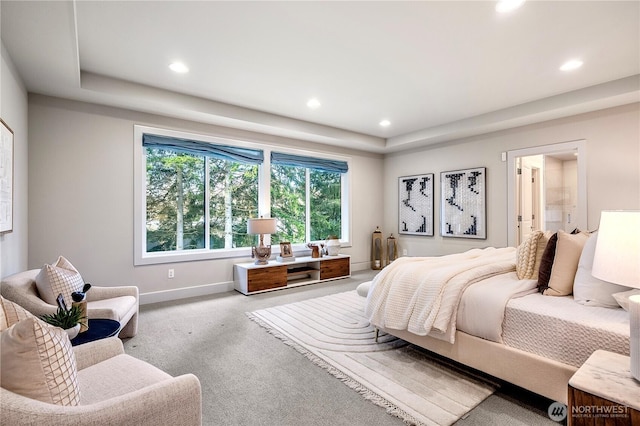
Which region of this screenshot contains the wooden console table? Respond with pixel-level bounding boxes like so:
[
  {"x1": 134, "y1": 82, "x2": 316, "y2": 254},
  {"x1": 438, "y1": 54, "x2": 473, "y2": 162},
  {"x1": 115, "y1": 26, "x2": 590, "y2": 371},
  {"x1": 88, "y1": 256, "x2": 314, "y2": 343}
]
[{"x1": 234, "y1": 254, "x2": 350, "y2": 295}]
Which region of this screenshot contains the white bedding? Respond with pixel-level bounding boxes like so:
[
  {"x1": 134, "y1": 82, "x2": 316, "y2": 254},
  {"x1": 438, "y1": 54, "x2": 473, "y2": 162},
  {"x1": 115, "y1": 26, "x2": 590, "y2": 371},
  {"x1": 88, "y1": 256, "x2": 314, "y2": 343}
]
[
  {"x1": 502, "y1": 293, "x2": 630, "y2": 367},
  {"x1": 365, "y1": 247, "x2": 517, "y2": 341},
  {"x1": 455, "y1": 272, "x2": 537, "y2": 343}
]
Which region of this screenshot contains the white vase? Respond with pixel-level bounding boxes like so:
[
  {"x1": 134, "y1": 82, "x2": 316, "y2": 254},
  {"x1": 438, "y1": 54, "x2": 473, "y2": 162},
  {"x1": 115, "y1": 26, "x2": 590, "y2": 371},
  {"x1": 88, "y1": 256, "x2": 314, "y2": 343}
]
[
  {"x1": 325, "y1": 237, "x2": 340, "y2": 256},
  {"x1": 65, "y1": 324, "x2": 80, "y2": 340}
]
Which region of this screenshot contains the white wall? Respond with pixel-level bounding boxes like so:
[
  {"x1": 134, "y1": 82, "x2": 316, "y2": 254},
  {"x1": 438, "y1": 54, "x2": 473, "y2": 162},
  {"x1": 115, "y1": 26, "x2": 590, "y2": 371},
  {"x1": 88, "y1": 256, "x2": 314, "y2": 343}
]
[
  {"x1": 27, "y1": 95, "x2": 383, "y2": 301},
  {"x1": 0, "y1": 42, "x2": 28, "y2": 278},
  {"x1": 384, "y1": 103, "x2": 640, "y2": 257}
]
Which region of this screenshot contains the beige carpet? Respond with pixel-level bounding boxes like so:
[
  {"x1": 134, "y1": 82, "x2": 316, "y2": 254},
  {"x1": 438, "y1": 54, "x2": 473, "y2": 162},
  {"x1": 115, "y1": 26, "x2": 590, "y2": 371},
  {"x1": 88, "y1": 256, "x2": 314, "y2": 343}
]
[{"x1": 248, "y1": 290, "x2": 498, "y2": 426}]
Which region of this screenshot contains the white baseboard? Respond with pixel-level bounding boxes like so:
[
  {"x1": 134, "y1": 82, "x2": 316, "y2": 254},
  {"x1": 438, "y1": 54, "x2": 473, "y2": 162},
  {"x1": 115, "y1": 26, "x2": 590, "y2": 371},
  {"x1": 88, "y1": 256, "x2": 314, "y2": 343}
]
[
  {"x1": 140, "y1": 281, "x2": 235, "y2": 305},
  {"x1": 350, "y1": 261, "x2": 373, "y2": 272},
  {"x1": 140, "y1": 262, "x2": 373, "y2": 305}
]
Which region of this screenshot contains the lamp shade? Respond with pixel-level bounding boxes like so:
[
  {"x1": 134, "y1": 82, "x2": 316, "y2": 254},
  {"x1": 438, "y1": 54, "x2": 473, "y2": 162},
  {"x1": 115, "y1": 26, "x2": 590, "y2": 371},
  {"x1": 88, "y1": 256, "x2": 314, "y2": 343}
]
[
  {"x1": 247, "y1": 218, "x2": 277, "y2": 235},
  {"x1": 592, "y1": 211, "x2": 640, "y2": 289}
]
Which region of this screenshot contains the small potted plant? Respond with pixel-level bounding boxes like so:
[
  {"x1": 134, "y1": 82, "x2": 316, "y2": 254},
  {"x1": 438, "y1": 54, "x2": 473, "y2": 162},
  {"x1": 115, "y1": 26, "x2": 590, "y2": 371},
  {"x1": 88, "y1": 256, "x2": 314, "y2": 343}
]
[{"x1": 40, "y1": 294, "x2": 87, "y2": 339}]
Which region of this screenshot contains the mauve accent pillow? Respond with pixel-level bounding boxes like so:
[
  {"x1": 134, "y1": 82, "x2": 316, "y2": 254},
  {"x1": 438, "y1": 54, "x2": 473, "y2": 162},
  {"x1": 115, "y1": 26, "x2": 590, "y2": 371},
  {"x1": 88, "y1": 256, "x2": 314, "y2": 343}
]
[
  {"x1": 573, "y1": 232, "x2": 632, "y2": 308},
  {"x1": 543, "y1": 230, "x2": 589, "y2": 297},
  {"x1": 533, "y1": 231, "x2": 553, "y2": 278},
  {"x1": 537, "y1": 233, "x2": 558, "y2": 292}
]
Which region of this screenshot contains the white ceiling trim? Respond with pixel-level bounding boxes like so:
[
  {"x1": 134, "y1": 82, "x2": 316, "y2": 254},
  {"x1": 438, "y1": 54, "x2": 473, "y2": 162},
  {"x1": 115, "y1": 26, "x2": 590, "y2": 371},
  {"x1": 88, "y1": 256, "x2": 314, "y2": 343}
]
[
  {"x1": 2, "y1": 1, "x2": 638, "y2": 154},
  {"x1": 386, "y1": 75, "x2": 640, "y2": 152}
]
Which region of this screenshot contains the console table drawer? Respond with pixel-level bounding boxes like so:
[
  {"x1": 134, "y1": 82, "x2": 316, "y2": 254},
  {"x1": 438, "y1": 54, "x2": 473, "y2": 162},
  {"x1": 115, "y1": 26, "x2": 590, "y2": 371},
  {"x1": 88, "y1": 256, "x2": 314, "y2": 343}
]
[
  {"x1": 320, "y1": 257, "x2": 350, "y2": 280},
  {"x1": 246, "y1": 266, "x2": 287, "y2": 292}
]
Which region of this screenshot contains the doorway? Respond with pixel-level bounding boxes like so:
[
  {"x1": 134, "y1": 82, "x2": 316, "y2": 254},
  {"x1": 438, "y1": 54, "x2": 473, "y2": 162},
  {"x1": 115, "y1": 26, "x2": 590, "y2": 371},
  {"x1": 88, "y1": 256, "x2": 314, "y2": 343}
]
[
  {"x1": 516, "y1": 155, "x2": 543, "y2": 244},
  {"x1": 507, "y1": 140, "x2": 587, "y2": 246}
]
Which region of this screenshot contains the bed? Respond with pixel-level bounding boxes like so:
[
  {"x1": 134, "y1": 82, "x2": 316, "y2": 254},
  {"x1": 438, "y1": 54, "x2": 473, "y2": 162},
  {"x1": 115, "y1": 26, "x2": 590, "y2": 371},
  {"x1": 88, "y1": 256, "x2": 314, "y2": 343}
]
[{"x1": 363, "y1": 231, "x2": 633, "y2": 404}]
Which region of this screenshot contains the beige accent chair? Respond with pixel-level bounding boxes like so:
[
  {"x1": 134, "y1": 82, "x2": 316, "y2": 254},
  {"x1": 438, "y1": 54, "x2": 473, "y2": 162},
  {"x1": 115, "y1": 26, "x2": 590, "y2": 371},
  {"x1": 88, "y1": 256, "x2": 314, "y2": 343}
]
[
  {"x1": 1, "y1": 337, "x2": 202, "y2": 425},
  {"x1": 1, "y1": 270, "x2": 139, "y2": 338}
]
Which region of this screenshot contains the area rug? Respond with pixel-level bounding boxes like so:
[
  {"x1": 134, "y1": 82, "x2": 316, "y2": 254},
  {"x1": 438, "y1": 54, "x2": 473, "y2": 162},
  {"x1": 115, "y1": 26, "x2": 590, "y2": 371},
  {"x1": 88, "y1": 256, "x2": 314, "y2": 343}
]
[{"x1": 247, "y1": 290, "x2": 498, "y2": 426}]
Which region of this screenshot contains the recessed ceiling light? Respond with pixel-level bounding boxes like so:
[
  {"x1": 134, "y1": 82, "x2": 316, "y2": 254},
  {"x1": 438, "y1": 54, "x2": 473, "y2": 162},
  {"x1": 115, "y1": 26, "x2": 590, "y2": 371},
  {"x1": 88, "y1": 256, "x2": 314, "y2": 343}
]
[
  {"x1": 495, "y1": 0, "x2": 525, "y2": 13},
  {"x1": 307, "y1": 98, "x2": 321, "y2": 109},
  {"x1": 560, "y1": 59, "x2": 583, "y2": 72},
  {"x1": 379, "y1": 120, "x2": 391, "y2": 127},
  {"x1": 169, "y1": 62, "x2": 189, "y2": 73}
]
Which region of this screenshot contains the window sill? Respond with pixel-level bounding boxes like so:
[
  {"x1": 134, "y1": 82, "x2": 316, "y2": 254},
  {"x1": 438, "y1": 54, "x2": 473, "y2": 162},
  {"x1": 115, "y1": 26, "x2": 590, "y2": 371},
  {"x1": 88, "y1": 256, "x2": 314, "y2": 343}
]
[{"x1": 134, "y1": 241, "x2": 352, "y2": 266}]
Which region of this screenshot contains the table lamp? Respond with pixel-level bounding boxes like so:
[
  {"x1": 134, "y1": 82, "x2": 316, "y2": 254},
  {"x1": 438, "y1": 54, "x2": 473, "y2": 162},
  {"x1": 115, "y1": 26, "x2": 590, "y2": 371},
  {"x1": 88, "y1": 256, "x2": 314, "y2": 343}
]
[
  {"x1": 592, "y1": 210, "x2": 640, "y2": 381},
  {"x1": 247, "y1": 217, "x2": 277, "y2": 265}
]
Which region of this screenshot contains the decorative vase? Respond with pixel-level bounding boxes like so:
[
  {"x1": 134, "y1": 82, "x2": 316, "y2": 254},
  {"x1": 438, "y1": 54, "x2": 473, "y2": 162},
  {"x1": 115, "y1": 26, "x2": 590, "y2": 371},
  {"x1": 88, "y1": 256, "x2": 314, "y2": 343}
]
[
  {"x1": 65, "y1": 324, "x2": 80, "y2": 340},
  {"x1": 307, "y1": 243, "x2": 321, "y2": 258},
  {"x1": 72, "y1": 300, "x2": 89, "y2": 333},
  {"x1": 325, "y1": 236, "x2": 340, "y2": 256},
  {"x1": 371, "y1": 226, "x2": 384, "y2": 270}
]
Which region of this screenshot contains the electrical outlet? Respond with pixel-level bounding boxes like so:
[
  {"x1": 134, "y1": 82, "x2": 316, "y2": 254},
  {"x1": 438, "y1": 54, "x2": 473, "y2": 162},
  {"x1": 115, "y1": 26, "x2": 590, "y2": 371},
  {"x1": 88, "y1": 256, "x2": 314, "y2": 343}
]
[
  {"x1": 168, "y1": 269, "x2": 175, "y2": 279},
  {"x1": 402, "y1": 249, "x2": 408, "y2": 256}
]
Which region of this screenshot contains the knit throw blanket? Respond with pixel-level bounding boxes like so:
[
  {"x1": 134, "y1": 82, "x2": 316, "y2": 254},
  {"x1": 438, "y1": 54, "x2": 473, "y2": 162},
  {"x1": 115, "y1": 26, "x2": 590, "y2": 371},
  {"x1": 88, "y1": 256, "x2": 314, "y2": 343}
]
[{"x1": 365, "y1": 247, "x2": 516, "y2": 342}]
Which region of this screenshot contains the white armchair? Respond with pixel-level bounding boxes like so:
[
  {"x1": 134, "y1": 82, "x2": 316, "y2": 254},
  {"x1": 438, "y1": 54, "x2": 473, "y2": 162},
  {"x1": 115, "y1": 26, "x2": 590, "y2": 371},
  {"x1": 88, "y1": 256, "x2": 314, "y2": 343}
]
[
  {"x1": 1, "y1": 337, "x2": 202, "y2": 425},
  {"x1": 1, "y1": 270, "x2": 139, "y2": 338}
]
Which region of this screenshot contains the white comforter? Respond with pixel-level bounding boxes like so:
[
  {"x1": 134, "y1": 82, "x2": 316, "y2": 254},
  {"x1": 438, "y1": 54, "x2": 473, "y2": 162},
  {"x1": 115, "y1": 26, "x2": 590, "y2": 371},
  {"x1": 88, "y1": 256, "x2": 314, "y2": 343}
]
[
  {"x1": 365, "y1": 247, "x2": 520, "y2": 343},
  {"x1": 456, "y1": 272, "x2": 537, "y2": 343}
]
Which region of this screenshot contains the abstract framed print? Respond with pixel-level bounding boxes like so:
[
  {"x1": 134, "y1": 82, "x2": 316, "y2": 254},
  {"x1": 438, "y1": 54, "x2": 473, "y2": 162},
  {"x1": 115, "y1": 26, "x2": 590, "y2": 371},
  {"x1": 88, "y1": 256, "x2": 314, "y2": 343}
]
[
  {"x1": 398, "y1": 173, "x2": 434, "y2": 236},
  {"x1": 0, "y1": 118, "x2": 13, "y2": 234},
  {"x1": 440, "y1": 167, "x2": 486, "y2": 239}
]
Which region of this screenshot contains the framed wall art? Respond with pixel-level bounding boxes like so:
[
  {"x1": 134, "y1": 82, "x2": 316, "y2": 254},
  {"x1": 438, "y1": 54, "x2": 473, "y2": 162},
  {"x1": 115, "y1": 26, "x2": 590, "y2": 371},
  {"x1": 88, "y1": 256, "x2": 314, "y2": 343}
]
[
  {"x1": 398, "y1": 173, "x2": 434, "y2": 236},
  {"x1": 0, "y1": 118, "x2": 14, "y2": 234},
  {"x1": 440, "y1": 167, "x2": 486, "y2": 239}
]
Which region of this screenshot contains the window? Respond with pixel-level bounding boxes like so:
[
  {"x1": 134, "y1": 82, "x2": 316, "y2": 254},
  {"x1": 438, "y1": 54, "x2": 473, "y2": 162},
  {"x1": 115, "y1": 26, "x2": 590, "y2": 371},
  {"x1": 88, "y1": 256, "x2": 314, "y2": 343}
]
[
  {"x1": 145, "y1": 147, "x2": 206, "y2": 252},
  {"x1": 270, "y1": 152, "x2": 346, "y2": 244},
  {"x1": 134, "y1": 126, "x2": 350, "y2": 265}
]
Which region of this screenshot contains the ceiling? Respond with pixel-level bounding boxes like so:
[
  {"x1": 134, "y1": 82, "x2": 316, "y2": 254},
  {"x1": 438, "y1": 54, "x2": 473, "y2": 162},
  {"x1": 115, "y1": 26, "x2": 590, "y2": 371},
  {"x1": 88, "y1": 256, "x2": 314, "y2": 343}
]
[{"x1": 1, "y1": 1, "x2": 639, "y2": 153}]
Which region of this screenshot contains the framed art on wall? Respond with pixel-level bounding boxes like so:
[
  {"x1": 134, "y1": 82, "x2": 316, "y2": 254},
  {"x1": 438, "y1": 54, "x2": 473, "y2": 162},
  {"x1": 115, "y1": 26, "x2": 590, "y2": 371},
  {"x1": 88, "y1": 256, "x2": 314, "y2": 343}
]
[
  {"x1": 0, "y1": 118, "x2": 14, "y2": 234},
  {"x1": 440, "y1": 167, "x2": 486, "y2": 239},
  {"x1": 398, "y1": 173, "x2": 434, "y2": 236}
]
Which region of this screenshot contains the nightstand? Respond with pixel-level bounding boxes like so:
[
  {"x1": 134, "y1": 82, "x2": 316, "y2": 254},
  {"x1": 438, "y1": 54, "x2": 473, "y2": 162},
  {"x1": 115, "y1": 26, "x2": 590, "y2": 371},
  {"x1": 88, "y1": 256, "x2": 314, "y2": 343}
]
[{"x1": 568, "y1": 350, "x2": 640, "y2": 425}]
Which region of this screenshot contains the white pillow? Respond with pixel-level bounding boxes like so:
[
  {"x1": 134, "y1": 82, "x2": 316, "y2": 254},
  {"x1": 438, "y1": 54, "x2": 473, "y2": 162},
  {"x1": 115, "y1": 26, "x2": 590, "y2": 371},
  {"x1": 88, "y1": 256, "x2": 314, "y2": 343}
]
[
  {"x1": 1, "y1": 317, "x2": 80, "y2": 406},
  {"x1": 35, "y1": 256, "x2": 85, "y2": 308},
  {"x1": 573, "y1": 232, "x2": 632, "y2": 308},
  {"x1": 356, "y1": 281, "x2": 372, "y2": 297},
  {"x1": 516, "y1": 231, "x2": 544, "y2": 279},
  {"x1": 612, "y1": 289, "x2": 640, "y2": 311},
  {"x1": 0, "y1": 296, "x2": 36, "y2": 331}
]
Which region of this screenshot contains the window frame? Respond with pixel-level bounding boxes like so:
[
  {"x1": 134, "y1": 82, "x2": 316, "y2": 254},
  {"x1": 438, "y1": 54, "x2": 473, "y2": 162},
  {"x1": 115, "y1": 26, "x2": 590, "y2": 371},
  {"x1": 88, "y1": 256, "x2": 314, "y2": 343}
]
[{"x1": 134, "y1": 125, "x2": 351, "y2": 265}]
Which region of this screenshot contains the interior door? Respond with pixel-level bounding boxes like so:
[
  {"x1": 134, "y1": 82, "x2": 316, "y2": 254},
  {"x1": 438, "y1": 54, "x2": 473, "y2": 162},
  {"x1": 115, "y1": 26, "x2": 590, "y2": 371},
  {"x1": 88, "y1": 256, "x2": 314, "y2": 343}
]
[
  {"x1": 507, "y1": 140, "x2": 586, "y2": 247},
  {"x1": 518, "y1": 160, "x2": 534, "y2": 244}
]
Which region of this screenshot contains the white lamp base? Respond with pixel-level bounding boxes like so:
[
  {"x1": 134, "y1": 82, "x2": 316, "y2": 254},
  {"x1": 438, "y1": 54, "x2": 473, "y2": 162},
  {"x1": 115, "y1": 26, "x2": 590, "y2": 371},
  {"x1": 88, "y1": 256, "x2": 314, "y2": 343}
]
[{"x1": 630, "y1": 295, "x2": 640, "y2": 381}]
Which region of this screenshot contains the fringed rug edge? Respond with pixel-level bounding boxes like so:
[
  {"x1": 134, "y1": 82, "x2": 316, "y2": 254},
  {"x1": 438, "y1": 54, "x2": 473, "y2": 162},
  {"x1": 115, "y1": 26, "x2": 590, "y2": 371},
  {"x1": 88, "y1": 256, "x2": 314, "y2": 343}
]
[{"x1": 246, "y1": 311, "x2": 428, "y2": 426}]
